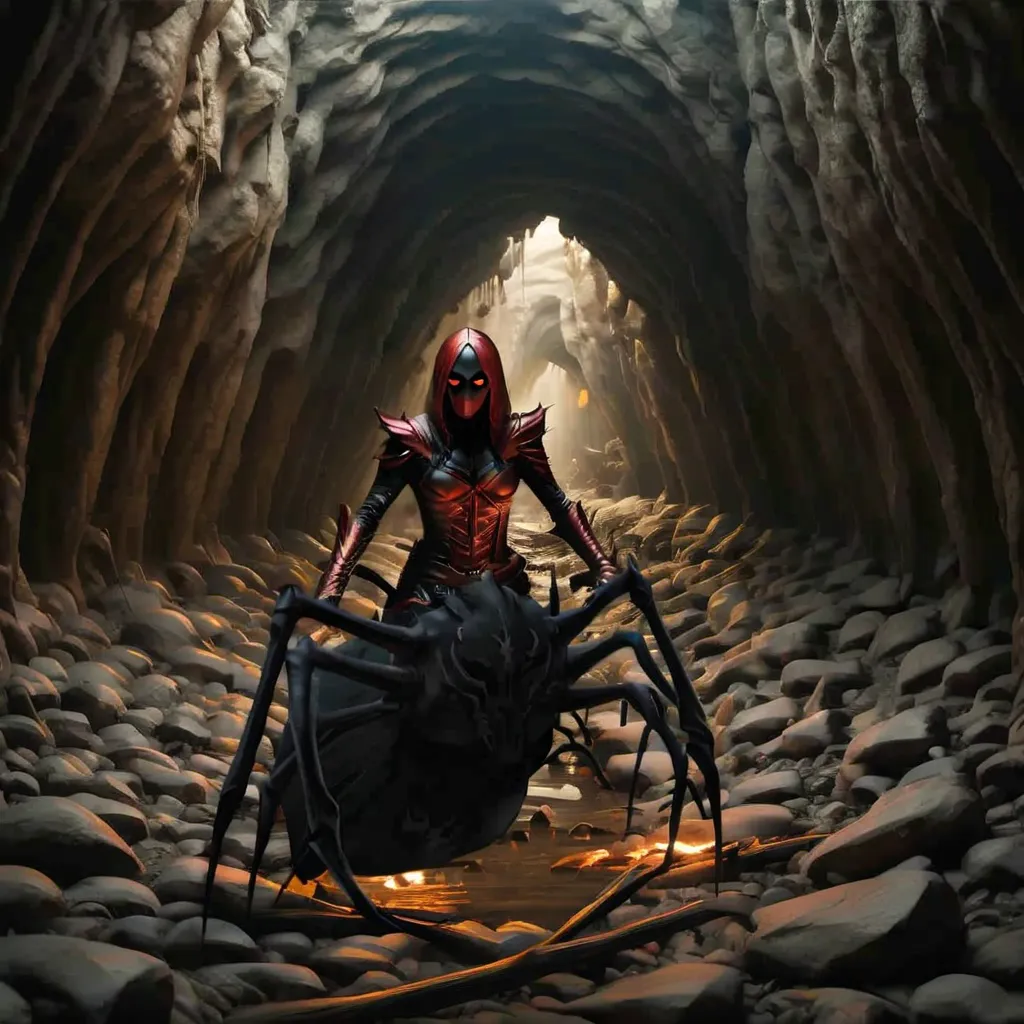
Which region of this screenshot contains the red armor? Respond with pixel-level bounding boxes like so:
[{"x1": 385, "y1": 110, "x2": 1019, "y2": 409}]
[{"x1": 316, "y1": 328, "x2": 616, "y2": 607}]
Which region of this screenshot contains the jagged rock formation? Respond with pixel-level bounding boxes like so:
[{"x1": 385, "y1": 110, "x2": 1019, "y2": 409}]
[{"x1": 2, "y1": 3, "x2": 1024, "y2": 741}]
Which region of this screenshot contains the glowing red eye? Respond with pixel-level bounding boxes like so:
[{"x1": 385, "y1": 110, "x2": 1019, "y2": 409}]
[
  {"x1": 472, "y1": 377, "x2": 486, "y2": 387},
  {"x1": 447, "y1": 377, "x2": 460, "y2": 387}
]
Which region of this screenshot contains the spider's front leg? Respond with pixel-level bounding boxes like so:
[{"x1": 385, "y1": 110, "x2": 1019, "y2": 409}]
[
  {"x1": 621, "y1": 554, "x2": 722, "y2": 891},
  {"x1": 544, "y1": 681, "x2": 691, "y2": 944}
]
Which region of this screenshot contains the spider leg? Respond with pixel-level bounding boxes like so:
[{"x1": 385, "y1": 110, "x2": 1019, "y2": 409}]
[
  {"x1": 658, "y1": 778, "x2": 710, "y2": 818},
  {"x1": 547, "y1": 732, "x2": 613, "y2": 789},
  {"x1": 204, "y1": 584, "x2": 424, "y2": 936},
  {"x1": 286, "y1": 639, "x2": 451, "y2": 944},
  {"x1": 569, "y1": 710, "x2": 593, "y2": 746},
  {"x1": 621, "y1": 554, "x2": 722, "y2": 892},
  {"x1": 549, "y1": 681, "x2": 691, "y2": 943},
  {"x1": 302, "y1": 640, "x2": 418, "y2": 695},
  {"x1": 285, "y1": 637, "x2": 410, "y2": 934},
  {"x1": 625, "y1": 722, "x2": 653, "y2": 834},
  {"x1": 551, "y1": 565, "x2": 637, "y2": 642},
  {"x1": 564, "y1": 630, "x2": 676, "y2": 707},
  {"x1": 246, "y1": 750, "x2": 295, "y2": 917},
  {"x1": 548, "y1": 566, "x2": 559, "y2": 615}
]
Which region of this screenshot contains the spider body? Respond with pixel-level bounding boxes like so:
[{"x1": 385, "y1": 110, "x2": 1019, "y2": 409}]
[
  {"x1": 205, "y1": 559, "x2": 721, "y2": 944},
  {"x1": 277, "y1": 581, "x2": 566, "y2": 879}
]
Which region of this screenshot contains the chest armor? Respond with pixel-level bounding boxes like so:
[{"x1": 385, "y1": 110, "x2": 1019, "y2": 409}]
[{"x1": 416, "y1": 444, "x2": 519, "y2": 573}]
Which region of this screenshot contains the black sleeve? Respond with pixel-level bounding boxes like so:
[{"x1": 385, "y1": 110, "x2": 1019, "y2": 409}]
[
  {"x1": 514, "y1": 435, "x2": 573, "y2": 523},
  {"x1": 352, "y1": 436, "x2": 415, "y2": 529}
]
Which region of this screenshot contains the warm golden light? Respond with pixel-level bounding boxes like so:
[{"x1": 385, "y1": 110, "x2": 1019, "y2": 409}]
[
  {"x1": 382, "y1": 871, "x2": 426, "y2": 889},
  {"x1": 577, "y1": 388, "x2": 589, "y2": 408}
]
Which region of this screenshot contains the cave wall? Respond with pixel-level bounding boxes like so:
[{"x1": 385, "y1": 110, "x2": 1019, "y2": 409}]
[{"x1": 1, "y1": 0, "x2": 1024, "y2": 737}]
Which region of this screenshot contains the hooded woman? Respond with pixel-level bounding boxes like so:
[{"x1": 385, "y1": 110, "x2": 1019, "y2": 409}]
[{"x1": 316, "y1": 327, "x2": 616, "y2": 617}]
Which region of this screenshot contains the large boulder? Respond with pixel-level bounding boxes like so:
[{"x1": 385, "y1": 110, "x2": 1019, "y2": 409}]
[
  {"x1": 801, "y1": 776, "x2": 986, "y2": 884},
  {"x1": 746, "y1": 870, "x2": 962, "y2": 985}
]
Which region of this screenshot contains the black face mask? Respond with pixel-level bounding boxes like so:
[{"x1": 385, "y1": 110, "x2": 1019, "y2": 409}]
[{"x1": 446, "y1": 344, "x2": 489, "y2": 419}]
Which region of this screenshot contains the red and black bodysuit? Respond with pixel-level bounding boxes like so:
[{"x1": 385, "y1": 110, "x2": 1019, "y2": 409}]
[{"x1": 316, "y1": 327, "x2": 616, "y2": 611}]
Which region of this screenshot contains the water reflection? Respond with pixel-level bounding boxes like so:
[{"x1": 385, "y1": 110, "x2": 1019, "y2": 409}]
[{"x1": 316, "y1": 760, "x2": 630, "y2": 928}]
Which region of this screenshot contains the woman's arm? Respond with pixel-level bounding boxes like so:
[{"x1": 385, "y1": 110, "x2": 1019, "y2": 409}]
[
  {"x1": 512, "y1": 414, "x2": 616, "y2": 585},
  {"x1": 315, "y1": 436, "x2": 412, "y2": 603}
]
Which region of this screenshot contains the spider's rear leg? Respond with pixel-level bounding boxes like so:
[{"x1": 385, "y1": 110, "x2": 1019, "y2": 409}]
[
  {"x1": 548, "y1": 681, "x2": 691, "y2": 944},
  {"x1": 622, "y1": 554, "x2": 722, "y2": 892},
  {"x1": 548, "y1": 727, "x2": 612, "y2": 789},
  {"x1": 204, "y1": 585, "x2": 425, "y2": 935},
  {"x1": 285, "y1": 640, "x2": 463, "y2": 945}
]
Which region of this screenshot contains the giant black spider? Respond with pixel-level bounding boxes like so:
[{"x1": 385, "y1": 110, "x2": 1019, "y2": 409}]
[{"x1": 204, "y1": 556, "x2": 721, "y2": 953}]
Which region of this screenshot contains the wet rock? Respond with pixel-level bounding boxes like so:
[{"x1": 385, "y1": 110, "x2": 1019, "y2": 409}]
[
  {"x1": 532, "y1": 973, "x2": 597, "y2": 1001},
  {"x1": 0, "y1": 771, "x2": 39, "y2": 799},
  {"x1": 0, "y1": 865, "x2": 65, "y2": 932},
  {"x1": 801, "y1": 776, "x2": 985, "y2": 884},
  {"x1": 976, "y1": 748, "x2": 1024, "y2": 800},
  {"x1": 38, "y1": 708, "x2": 96, "y2": 750},
  {"x1": 943, "y1": 646, "x2": 1014, "y2": 697},
  {"x1": 725, "y1": 697, "x2": 801, "y2": 747},
  {"x1": 0, "y1": 796, "x2": 144, "y2": 885},
  {"x1": 849, "y1": 775, "x2": 895, "y2": 806},
  {"x1": 969, "y1": 927, "x2": 1024, "y2": 987},
  {"x1": 64, "y1": 876, "x2": 161, "y2": 918},
  {"x1": 910, "y1": 973, "x2": 1019, "y2": 1024},
  {"x1": 67, "y1": 793, "x2": 149, "y2": 844},
  {"x1": 746, "y1": 870, "x2": 961, "y2": 985},
  {"x1": 756, "y1": 987, "x2": 909, "y2": 1023},
  {"x1": 729, "y1": 769, "x2": 803, "y2": 806},
  {"x1": 843, "y1": 705, "x2": 949, "y2": 777},
  {"x1": 606, "y1": 751, "x2": 673, "y2": 789},
  {"x1": 308, "y1": 941, "x2": 401, "y2": 984},
  {"x1": 561, "y1": 961, "x2": 744, "y2": 1022},
  {"x1": 961, "y1": 836, "x2": 1024, "y2": 895},
  {"x1": 780, "y1": 659, "x2": 866, "y2": 699},
  {"x1": 101, "y1": 646, "x2": 154, "y2": 677},
  {"x1": 127, "y1": 759, "x2": 210, "y2": 804},
  {"x1": 119, "y1": 610, "x2": 205, "y2": 661},
  {"x1": 164, "y1": 916, "x2": 260, "y2": 968},
  {"x1": 193, "y1": 962, "x2": 326, "y2": 1001},
  {"x1": 750, "y1": 622, "x2": 821, "y2": 665},
  {"x1": 258, "y1": 932, "x2": 313, "y2": 962},
  {"x1": 0, "y1": 934, "x2": 173, "y2": 1020},
  {"x1": 61, "y1": 680, "x2": 126, "y2": 730},
  {"x1": 0, "y1": 714, "x2": 53, "y2": 751},
  {"x1": 836, "y1": 611, "x2": 885, "y2": 653},
  {"x1": 8, "y1": 667, "x2": 60, "y2": 710},
  {"x1": 867, "y1": 608, "x2": 940, "y2": 663},
  {"x1": 778, "y1": 710, "x2": 848, "y2": 759},
  {"x1": 131, "y1": 674, "x2": 182, "y2": 710},
  {"x1": 33, "y1": 751, "x2": 95, "y2": 795},
  {"x1": 154, "y1": 709, "x2": 212, "y2": 748},
  {"x1": 152, "y1": 857, "x2": 306, "y2": 917},
  {"x1": 897, "y1": 638, "x2": 964, "y2": 696},
  {"x1": 0, "y1": 981, "x2": 30, "y2": 1024}
]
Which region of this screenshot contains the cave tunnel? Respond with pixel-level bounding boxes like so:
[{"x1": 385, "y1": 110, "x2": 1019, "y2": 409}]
[{"x1": 1, "y1": 1, "x2": 1024, "y2": 1020}]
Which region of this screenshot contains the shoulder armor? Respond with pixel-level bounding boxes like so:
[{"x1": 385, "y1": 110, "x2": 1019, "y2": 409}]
[
  {"x1": 501, "y1": 404, "x2": 548, "y2": 458},
  {"x1": 374, "y1": 410, "x2": 435, "y2": 467}
]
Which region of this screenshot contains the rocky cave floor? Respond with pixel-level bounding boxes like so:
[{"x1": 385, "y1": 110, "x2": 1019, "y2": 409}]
[{"x1": 1, "y1": 496, "x2": 1024, "y2": 1024}]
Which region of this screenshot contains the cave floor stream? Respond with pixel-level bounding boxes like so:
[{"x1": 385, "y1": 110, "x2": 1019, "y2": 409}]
[{"x1": 316, "y1": 760, "x2": 636, "y2": 930}]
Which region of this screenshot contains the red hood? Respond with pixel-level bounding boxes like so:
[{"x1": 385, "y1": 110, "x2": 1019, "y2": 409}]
[{"x1": 429, "y1": 327, "x2": 511, "y2": 445}]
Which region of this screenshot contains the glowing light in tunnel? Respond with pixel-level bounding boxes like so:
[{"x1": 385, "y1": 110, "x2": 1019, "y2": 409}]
[{"x1": 577, "y1": 388, "x2": 589, "y2": 409}]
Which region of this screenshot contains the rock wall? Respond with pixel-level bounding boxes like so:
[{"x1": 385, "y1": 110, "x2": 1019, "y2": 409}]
[{"x1": 1, "y1": 0, "x2": 1024, "y2": 730}]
